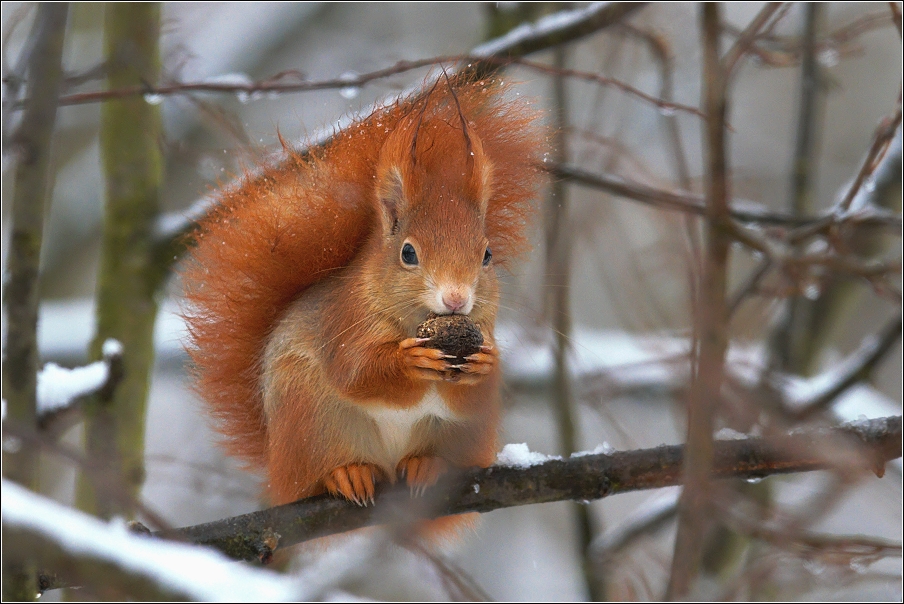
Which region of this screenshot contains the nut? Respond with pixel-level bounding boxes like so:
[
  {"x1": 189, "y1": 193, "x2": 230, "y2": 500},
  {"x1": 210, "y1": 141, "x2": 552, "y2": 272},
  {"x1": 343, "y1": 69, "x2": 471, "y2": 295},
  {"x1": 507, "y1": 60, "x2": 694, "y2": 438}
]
[{"x1": 416, "y1": 313, "x2": 484, "y2": 365}]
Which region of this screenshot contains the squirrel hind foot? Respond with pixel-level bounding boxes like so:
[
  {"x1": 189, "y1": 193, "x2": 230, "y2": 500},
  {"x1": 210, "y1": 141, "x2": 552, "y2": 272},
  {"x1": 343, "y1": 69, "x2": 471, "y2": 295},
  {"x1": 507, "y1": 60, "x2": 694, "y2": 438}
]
[
  {"x1": 324, "y1": 463, "x2": 381, "y2": 506},
  {"x1": 397, "y1": 455, "x2": 449, "y2": 497}
]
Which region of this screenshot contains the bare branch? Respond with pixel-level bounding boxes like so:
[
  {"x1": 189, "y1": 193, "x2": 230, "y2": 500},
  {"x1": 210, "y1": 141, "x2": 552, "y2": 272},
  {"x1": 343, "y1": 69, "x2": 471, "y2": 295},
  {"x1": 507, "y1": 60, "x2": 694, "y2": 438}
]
[
  {"x1": 789, "y1": 314, "x2": 903, "y2": 419},
  {"x1": 592, "y1": 493, "x2": 679, "y2": 562},
  {"x1": 549, "y1": 163, "x2": 903, "y2": 232},
  {"x1": 43, "y1": 54, "x2": 701, "y2": 121},
  {"x1": 667, "y1": 5, "x2": 733, "y2": 597},
  {"x1": 728, "y1": 257, "x2": 773, "y2": 315},
  {"x1": 838, "y1": 110, "x2": 903, "y2": 213},
  {"x1": 405, "y1": 541, "x2": 491, "y2": 602},
  {"x1": 18, "y1": 4, "x2": 648, "y2": 112},
  {"x1": 724, "y1": 10, "x2": 900, "y2": 68},
  {"x1": 724, "y1": 3, "x2": 787, "y2": 75}
]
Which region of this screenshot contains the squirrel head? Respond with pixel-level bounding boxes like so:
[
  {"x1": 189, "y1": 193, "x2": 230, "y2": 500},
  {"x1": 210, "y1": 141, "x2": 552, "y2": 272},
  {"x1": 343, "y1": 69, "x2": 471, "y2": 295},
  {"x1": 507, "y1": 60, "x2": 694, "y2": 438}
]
[{"x1": 370, "y1": 92, "x2": 499, "y2": 326}]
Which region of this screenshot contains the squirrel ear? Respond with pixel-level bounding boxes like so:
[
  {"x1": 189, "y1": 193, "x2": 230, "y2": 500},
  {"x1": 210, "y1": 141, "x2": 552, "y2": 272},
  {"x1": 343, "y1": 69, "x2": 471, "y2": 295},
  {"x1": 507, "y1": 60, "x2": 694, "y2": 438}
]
[
  {"x1": 475, "y1": 154, "x2": 493, "y2": 215},
  {"x1": 469, "y1": 135, "x2": 493, "y2": 215},
  {"x1": 377, "y1": 167, "x2": 405, "y2": 236}
]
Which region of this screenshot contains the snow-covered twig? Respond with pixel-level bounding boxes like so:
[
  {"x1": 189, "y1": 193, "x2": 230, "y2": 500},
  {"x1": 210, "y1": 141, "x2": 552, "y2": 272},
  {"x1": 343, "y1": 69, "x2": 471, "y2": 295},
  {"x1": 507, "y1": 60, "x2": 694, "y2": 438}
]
[
  {"x1": 471, "y1": 2, "x2": 645, "y2": 58},
  {"x1": 2, "y1": 480, "x2": 302, "y2": 601},
  {"x1": 144, "y1": 416, "x2": 901, "y2": 564},
  {"x1": 36, "y1": 338, "x2": 124, "y2": 437},
  {"x1": 785, "y1": 315, "x2": 902, "y2": 419}
]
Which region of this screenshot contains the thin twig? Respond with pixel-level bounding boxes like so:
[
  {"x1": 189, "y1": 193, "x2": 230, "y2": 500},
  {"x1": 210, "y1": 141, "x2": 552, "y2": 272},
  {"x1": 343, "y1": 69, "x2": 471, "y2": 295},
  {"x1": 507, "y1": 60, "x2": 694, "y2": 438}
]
[
  {"x1": 837, "y1": 109, "x2": 903, "y2": 213},
  {"x1": 618, "y1": 23, "x2": 702, "y2": 360},
  {"x1": 728, "y1": 257, "x2": 773, "y2": 316},
  {"x1": 14, "y1": 4, "x2": 649, "y2": 112},
  {"x1": 405, "y1": 541, "x2": 491, "y2": 602},
  {"x1": 592, "y1": 494, "x2": 679, "y2": 562},
  {"x1": 790, "y1": 314, "x2": 903, "y2": 420},
  {"x1": 789, "y1": 3, "x2": 823, "y2": 218},
  {"x1": 724, "y1": 9, "x2": 899, "y2": 68},
  {"x1": 724, "y1": 3, "x2": 786, "y2": 76},
  {"x1": 548, "y1": 163, "x2": 903, "y2": 231},
  {"x1": 30, "y1": 54, "x2": 704, "y2": 121}
]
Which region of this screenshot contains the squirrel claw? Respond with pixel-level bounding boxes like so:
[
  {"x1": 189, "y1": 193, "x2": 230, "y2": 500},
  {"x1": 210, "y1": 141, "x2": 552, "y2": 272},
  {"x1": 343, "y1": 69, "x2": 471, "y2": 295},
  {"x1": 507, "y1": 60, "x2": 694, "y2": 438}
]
[
  {"x1": 397, "y1": 455, "x2": 448, "y2": 496},
  {"x1": 399, "y1": 337, "x2": 430, "y2": 349},
  {"x1": 400, "y1": 340, "x2": 458, "y2": 380},
  {"x1": 325, "y1": 463, "x2": 378, "y2": 505}
]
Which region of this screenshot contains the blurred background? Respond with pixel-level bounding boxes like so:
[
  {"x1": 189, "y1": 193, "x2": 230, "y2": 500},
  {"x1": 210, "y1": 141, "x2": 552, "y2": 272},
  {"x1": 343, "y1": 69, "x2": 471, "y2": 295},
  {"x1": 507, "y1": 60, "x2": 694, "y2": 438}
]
[{"x1": 2, "y1": 2, "x2": 901, "y2": 600}]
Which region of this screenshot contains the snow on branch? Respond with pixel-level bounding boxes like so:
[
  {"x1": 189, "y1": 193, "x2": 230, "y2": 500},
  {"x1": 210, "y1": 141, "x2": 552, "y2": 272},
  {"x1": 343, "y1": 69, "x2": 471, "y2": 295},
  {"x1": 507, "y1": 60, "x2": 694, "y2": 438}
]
[
  {"x1": 2, "y1": 480, "x2": 302, "y2": 601},
  {"x1": 785, "y1": 314, "x2": 903, "y2": 419},
  {"x1": 471, "y1": 2, "x2": 645, "y2": 58},
  {"x1": 35, "y1": 338, "x2": 123, "y2": 435}
]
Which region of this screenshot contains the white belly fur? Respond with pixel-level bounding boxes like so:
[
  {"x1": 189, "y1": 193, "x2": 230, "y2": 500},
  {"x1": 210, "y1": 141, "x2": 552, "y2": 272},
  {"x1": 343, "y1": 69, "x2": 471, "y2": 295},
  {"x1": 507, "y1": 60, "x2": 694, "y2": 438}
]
[{"x1": 361, "y1": 385, "x2": 457, "y2": 465}]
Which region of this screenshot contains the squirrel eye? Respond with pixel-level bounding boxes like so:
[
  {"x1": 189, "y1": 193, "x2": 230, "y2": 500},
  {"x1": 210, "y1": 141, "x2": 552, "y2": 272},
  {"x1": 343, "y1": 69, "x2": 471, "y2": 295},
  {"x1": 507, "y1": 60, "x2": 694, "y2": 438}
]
[
  {"x1": 401, "y1": 242, "x2": 419, "y2": 266},
  {"x1": 483, "y1": 246, "x2": 492, "y2": 266}
]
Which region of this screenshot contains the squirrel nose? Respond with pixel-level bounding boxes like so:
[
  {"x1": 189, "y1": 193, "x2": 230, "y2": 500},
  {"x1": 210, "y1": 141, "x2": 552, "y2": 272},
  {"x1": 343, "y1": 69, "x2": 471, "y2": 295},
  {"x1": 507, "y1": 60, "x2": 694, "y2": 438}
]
[{"x1": 442, "y1": 291, "x2": 467, "y2": 313}]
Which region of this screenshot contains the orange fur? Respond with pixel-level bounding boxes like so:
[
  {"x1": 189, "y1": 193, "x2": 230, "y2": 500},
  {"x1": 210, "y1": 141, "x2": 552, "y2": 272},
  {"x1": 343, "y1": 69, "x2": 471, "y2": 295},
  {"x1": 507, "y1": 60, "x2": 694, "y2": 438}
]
[{"x1": 181, "y1": 77, "x2": 546, "y2": 527}]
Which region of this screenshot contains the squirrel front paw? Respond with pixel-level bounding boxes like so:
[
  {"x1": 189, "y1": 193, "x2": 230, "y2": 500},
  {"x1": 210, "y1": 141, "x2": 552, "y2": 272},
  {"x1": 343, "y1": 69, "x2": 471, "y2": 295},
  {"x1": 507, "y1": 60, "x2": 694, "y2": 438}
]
[
  {"x1": 324, "y1": 463, "x2": 381, "y2": 506},
  {"x1": 399, "y1": 338, "x2": 497, "y2": 384},
  {"x1": 399, "y1": 337, "x2": 455, "y2": 381},
  {"x1": 453, "y1": 343, "x2": 498, "y2": 385},
  {"x1": 397, "y1": 455, "x2": 448, "y2": 497}
]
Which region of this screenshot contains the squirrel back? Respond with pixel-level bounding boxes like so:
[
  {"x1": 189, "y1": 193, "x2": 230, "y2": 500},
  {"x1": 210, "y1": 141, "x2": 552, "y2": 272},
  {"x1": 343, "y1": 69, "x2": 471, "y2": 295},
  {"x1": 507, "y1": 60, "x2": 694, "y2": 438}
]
[{"x1": 181, "y1": 77, "x2": 545, "y2": 473}]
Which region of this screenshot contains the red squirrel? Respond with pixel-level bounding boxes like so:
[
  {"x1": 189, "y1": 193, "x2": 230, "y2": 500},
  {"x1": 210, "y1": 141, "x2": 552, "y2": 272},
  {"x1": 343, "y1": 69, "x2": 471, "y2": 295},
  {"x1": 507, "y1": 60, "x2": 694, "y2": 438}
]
[{"x1": 181, "y1": 77, "x2": 545, "y2": 510}]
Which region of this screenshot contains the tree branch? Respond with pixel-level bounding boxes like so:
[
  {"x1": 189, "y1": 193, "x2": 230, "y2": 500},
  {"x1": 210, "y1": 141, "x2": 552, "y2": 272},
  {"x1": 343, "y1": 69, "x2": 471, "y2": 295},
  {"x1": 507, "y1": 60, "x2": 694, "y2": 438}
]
[
  {"x1": 549, "y1": 163, "x2": 903, "y2": 231},
  {"x1": 470, "y1": 2, "x2": 646, "y2": 59},
  {"x1": 837, "y1": 109, "x2": 903, "y2": 213},
  {"x1": 35, "y1": 340, "x2": 124, "y2": 439},
  {"x1": 2, "y1": 2, "x2": 68, "y2": 484},
  {"x1": 723, "y1": 9, "x2": 899, "y2": 68},
  {"x1": 42, "y1": 54, "x2": 701, "y2": 120},
  {"x1": 138, "y1": 416, "x2": 903, "y2": 565},
  {"x1": 667, "y1": 6, "x2": 733, "y2": 597},
  {"x1": 723, "y1": 2, "x2": 786, "y2": 76},
  {"x1": 77, "y1": 2, "x2": 164, "y2": 520}
]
